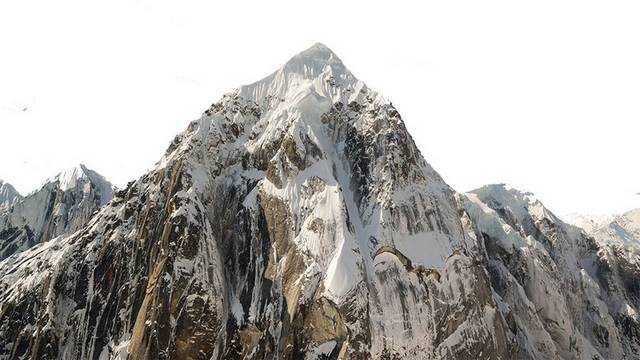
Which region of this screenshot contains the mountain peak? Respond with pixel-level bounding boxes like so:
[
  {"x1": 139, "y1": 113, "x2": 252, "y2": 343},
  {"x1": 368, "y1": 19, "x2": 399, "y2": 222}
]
[
  {"x1": 237, "y1": 43, "x2": 364, "y2": 104},
  {"x1": 45, "y1": 164, "x2": 114, "y2": 203},
  {"x1": 562, "y1": 212, "x2": 615, "y2": 233},
  {"x1": 469, "y1": 183, "x2": 556, "y2": 223},
  {"x1": 48, "y1": 164, "x2": 90, "y2": 191},
  {"x1": 306, "y1": 42, "x2": 335, "y2": 54},
  {"x1": 471, "y1": 183, "x2": 540, "y2": 204},
  {"x1": 286, "y1": 42, "x2": 344, "y2": 68},
  {"x1": 4, "y1": 45, "x2": 640, "y2": 360},
  {"x1": 0, "y1": 179, "x2": 22, "y2": 208}
]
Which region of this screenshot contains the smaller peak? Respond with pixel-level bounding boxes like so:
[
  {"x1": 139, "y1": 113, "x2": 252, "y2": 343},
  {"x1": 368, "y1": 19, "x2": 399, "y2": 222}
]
[
  {"x1": 46, "y1": 164, "x2": 110, "y2": 192},
  {"x1": 472, "y1": 183, "x2": 535, "y2": 198},
  {"x1": 562, "y1": 212, "x2": 614, "y2": 233},
  {"x1": 470, "y1": 183, "x2": 557, "y2": 223},
  {"x1": 60, "y1": 163, "x2": 89, "y2": 177},
  {"x1": 43, "y1": 164, "x2": 114, "y2": 204},
  {"x1": 0, "y1": 179, "x2": 18, "y2": 191},
  {"x1": 470, "y1": 184, "x2": 540, "y2": 211},
  {"x1": 48, "y1": 164, "x2": 89, "y2": 191},
  {"x1": 0, "y1": 179, "x2": 22, "y2": 207},
  {"x1": 620, "y1": 208, "x2": 640, "y2": 222},
  {"x1": 476, "y1": 183, "x2": 509, "y2": 190}
]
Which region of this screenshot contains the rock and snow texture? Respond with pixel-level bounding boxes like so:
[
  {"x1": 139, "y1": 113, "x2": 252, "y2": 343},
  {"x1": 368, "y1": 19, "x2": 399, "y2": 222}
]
[
  {"x1": 0, "y1": 44, "x2": 637, "y2": 360},
  {"x1": 563, "y1": 213, "x2": 615, "y2": 234},
  {"x1": 0, "y1": 180, "x2": 21, "y2": 209},
  {"x1": 580, "y1": 209, "x2": 640, "y2": 249},
  {"x1": 0, "y1": 164, "x2": 114, "y2": 260},
  {"x1": 0, "y1": 44, "x2": 511, "y2": 360},
  {"x1": 464, "y1": 184, "x2": 640, "y2": 359}
]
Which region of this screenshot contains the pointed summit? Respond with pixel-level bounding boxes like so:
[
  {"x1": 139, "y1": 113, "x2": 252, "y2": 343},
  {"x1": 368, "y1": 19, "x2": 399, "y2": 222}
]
[
  {"x1": 49, "y1": 164, "x2": 88, "y2": 191},
  {"x1": 45, "y1": 164, "x2": 114, "y2": 205},
  {"x1": 238, "y1": 43, "x2": 365, "y2": 104},
  {"x1": 284, "y1": 42, "x2": 345, "y2": 70},
  {"x1": 299, "y1": 42, "x2": 338, "y2": 57}
]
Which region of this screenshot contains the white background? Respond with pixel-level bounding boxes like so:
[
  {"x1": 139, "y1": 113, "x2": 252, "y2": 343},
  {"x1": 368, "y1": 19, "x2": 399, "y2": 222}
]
[{"x1": 1, "y1": 0, "x2": 638, "y2": 216}]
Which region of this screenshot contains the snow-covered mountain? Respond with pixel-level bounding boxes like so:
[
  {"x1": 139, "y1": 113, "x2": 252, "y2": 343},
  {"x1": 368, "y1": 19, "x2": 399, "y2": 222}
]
[
  {"x1": 0, "y1": 44, "x2": 637, "y2": 359},
  {"x1": 0, "y1": 164, "x2": 114, "y2": 260},
  {"x1": 0, "y1": 180, "x2": 21, "y2": 209},
  {"x1": 563, "y1": 213, "x2": 615, "y2": 235},
  {"x1": 464, "y1": 184, "x2": 639, "y2": 358},
  {"x1": 577, "y1": 209, "x2": 640, "y2": 249}
]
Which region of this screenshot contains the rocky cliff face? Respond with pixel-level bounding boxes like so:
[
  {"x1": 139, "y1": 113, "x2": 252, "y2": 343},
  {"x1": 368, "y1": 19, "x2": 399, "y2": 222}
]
[
  {"x1": 0, "y1": 164, "x2": 114, "y2": 260},
  {"x1": 0, "y1": 44, "x2": 637, "y2": 360}
]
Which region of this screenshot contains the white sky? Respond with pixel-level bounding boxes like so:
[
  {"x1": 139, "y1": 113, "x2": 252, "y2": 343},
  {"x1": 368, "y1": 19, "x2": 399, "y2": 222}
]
[{"x1": 1, "y1": 0, "x2": 638, "y2": 216}]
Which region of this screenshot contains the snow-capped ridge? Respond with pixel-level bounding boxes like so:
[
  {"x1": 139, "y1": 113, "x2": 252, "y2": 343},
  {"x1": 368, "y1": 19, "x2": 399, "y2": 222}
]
[
  {"x1": 469, "y1": 183, "x2": 557, "y2": 224},
  {"x1": 580, "y1": 208, "x2": 640, "y2": 248},
  {"x1": 562, "y1": 212, "x2": 615, "y2": 233}
]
